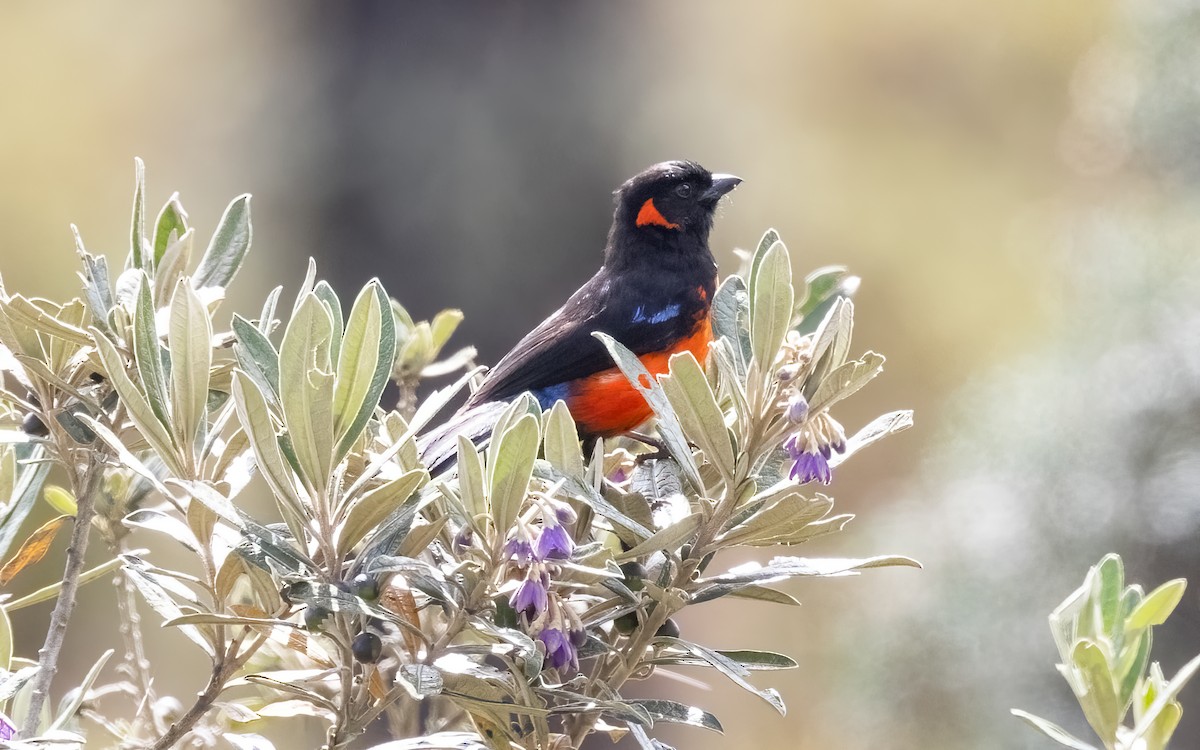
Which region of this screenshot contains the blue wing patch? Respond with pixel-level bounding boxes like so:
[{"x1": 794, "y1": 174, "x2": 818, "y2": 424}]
[
  {"x1": 631, "y1": 303, "x2": 682, "y2": 325},
  {"x1": 530, "y1": 383, "x2": 571, "y2": 410}
]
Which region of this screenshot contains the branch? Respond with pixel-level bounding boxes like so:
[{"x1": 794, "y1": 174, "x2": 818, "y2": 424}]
[{"x1": 19, "y1": 463, "x2": 102, "y2": 737}]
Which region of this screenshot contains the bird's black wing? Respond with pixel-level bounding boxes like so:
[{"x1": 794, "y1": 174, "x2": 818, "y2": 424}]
[{"x1": 467, "y1": 269, "x2": 695, "y2": 405}]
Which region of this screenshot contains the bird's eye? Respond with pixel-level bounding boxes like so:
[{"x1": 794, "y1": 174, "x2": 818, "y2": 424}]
[{"x1": 674, "y1": 183, "x2": 693, "y2": 199}]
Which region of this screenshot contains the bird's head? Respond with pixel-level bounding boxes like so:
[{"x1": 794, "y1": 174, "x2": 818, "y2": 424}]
[{"x1": 607, "y1": 161, "x2": 741, "y2": 260}]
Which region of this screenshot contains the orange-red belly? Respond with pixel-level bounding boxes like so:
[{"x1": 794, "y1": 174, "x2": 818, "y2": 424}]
[{"x1": 567, "y1": 316, "x2": 712, "y2": 436}]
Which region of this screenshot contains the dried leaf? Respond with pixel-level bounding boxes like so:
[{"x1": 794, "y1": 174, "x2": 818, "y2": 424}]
[{"x1": 0, "y1": 515, "x2": 70, "y2": 586}]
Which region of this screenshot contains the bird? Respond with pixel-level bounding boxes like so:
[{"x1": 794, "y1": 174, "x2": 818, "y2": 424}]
[{"x1": 419, "y1": 160, "x2": 741, "y2": 469}]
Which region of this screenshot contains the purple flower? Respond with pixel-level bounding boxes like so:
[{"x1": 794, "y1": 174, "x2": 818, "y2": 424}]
[
  {"x1": 785, "y1": 394, "x2": 809, "y2": 424},
  {"x1": 510, "y1": 573, "x2": 549, "y2": 620},
  {"x1": 539, "y1": 627, "x2": 578, "y2": 672},
  {"x1": 504, "y1": 537, "x2": 534, "y2": 567},
  {"x1": 553, "y1": 503, "x2": 578, "y2": 526},
  {"x1": 0, "y1": 712, "x2": 14, "y2": 741},
  {"x1": 535, "y1": 522, "x2": 574, "y2": 560},
  {"x1": 786, "y1": 433, "x2": 833, "y2": 485},
  {"x1": 789, "y1": 448, "x2": 832, "y2": 485}
]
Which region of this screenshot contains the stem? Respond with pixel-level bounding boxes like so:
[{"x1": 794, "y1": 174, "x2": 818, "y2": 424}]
[
  {"x1": 150, "y1": 628, "x2": 267, "y2": 750},
  {"x1": 19, "y1": 463, "x2": 101, "y2": 737}
]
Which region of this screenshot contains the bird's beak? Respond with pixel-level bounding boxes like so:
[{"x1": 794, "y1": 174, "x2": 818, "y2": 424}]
[{"x1": 701, "y1": 173, "x2": 743, "y2": 204}]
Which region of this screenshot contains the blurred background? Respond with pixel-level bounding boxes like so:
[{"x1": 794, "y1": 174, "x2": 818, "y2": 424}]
[{"x1": 3, "y1": 1, "x2": 1200, "y2": 748}]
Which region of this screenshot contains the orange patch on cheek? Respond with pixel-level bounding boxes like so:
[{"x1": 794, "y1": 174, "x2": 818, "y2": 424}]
[{"x1": 636, "y1": 198, "x2": 680, "y2": 230}]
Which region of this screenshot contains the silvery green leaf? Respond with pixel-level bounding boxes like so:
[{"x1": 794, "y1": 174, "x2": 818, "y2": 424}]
[
  {"x1": 1130, "y1": 653, "x2": 1200, "y2": 746},
  {"x1": 153, "y1": 227, "x2": 194, "y2": 302},
  {"x1": 543, "y1": 399, "x2": 583, "y2": 477},
  {"x1": 829, "y1": 410, "x2": 914, "y2": 468},
  {"x1": 649, "y1": 648, "x2": 798, "y2": 671},
  {"x1": 278, "y1": 293, "x2": 335, "y2": 492},
  {"x1": 368, "y1": 733, "x2": 489, "y2": 750},
  {"x1": 152, "y1": 192, "x2": 189, "y2": 266},
  {"x1": 258, "y1": 285, "x2": 282, "y2": 335},
  {"x1": 749, "y1": 240, "x2": 793, "y2": 374},
  {"x1": 726, "y1": 585, "x2": 802, "y2": 607},
  {"x1": 659, "y1": 352, "x2": 734, "y2": 478},
  {"x1": 234, "y1": 515, "x2": 315, "y2": 577},
  {"x1": 123, "y1": 509, "x2": 198, "y2": 552},
  {"x1": 1117, "y1": 629, "x2": 1150, "y2": 713},
  {"x1": 1, "y1": 295, "x2": 93, "y2": 350},
  {"x1": 592, "y1": 333, "x2": 702, "y2": 494},
  {"x1": 795, "y1": 266, "x2": 859, "y2": 336},
  {"x1": 692, "y1": 555, "x2": 920, "y2": 604},
  {"x1": 400, "y1": 664, "x2": 444, "y2": 698},
  {"x1": 708, "y1": 337, "x2": 749, "y2": 423},
  {"x1": 193, "y1": 194, "x2": 251, "y2": 291},
  {"x1": 628, "y1": 699, "x2": 723, "y2": 734},
  {"x1": 430, "y1": 309, "x2": 463, "y2": 351},
  {"x1": 1010, "y1": 710, "x2": 1099, "y2": 750},
  {"x1": 746, "y1": 228, "x2": 781, "y2": 324},
  {"x1": 312, "y1": 280, "x2": 343, "y2": 367},
  {"x1": 653, "y1": 636, "x2": 786, "y2": 715},
  {"x1": 123, "y1": 555, "x2": 213, "y2": 654},
  {"x1": 332, "y1": 281, "x2": 395, "y2": 461},
  {"x1": 167, "y1": 279, "x2": 212, "y2": 461},
  {"x1": 0, "y1": 594, "x2": 11, "y2": 670},
  {"x1": 73, "y1": 233, "x2": 114, "y2": 335},
  {"x1": 0, "y1": 665, "x2": 38, "y2": 702},
  {"x1": 1071, "y1": 638, "x2": 1120, "y2": 742},
  {"x1": 625, "y1": 721, "x2": 670, "y2": 750},
  {"x1": 457, "y1": 435, "x2": 486, "y2": 521},
  {"x1": 487, "y1": 394, "x2": 540, "y2": 470},
  {"x1": 710, "y1": 274, "x2": 750, "y2": 377},
  {"x1": 230, "y1": 372, "x2": 308, "y2": 537},
  {"x1": 615, "y1": 513, "x2": 702, "y2": 562},
  {"x1": 0, "y1": 444, "x2": 49, "y2": 562},
  {"x1": 133, "y1": 274, "x2": 170, "y2": 428},
  {"x1": 232, "y1": 314, "x2": 281, "y2": 406},
  {"x1": 355, "y1": 487, "x2": 442, "y2": 578},
  {"x1": 719, "y1": 491, "x2": 837, "y2": 547},
  {"x1": 46, "y1": 649, "x2": 113, "y2": 733},
  {"x1": 337, "y1": 468, "x2": 427, "y2": 554},
  {"x1": 533, "y1": 462, "x2": 651, "y2": 540},
  {"x1": 800, "y1": 297, "x2": 850, "y2": 401},
  {"x1": 74, "y1": 414, "x2": 177, "y2": 498},
  {"x1": 1094, "y1": 554, "x2": 1123, "y2": 638},
  {"x1": 225, "y1": 733, "x2": 276, "y2": 750},
  {"x1": 129, "y1": 157, "x2": 147, "y2": 270},
  {"x1": 488, "y1": 413, "x2": 539, "y2": 534},
  {"x1": 1127, "y1": 579, "x2": 1186, "y2": 630},
  {"x1": 808, "y1": 351, "x2": 885, "y2": 414},
  {"x1": 91, "y1": 332, "x2": 181, "y2": 475}
]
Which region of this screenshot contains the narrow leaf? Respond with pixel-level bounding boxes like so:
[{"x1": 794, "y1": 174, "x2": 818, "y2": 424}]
[
  {"x1": 592, "y1": 333, "x2": 702, "y2": 493},
  {"x1": 1011, "y1": 710, "x2": 1100, "y2": 750},
  {"x1": 130, "y1": 157, "x2": 146, "y2": 269},
  {"x1": 332, "y1": 281, "x2": 395, "y2": 460},
  {"x1": 659, "y1": 351, "x2": 735, "y2": 477},
  {"x1": 488, "y1": 414, "x2": 539, "y2": 533},
  {"x1": 0, "y1": 515, "x2": 70, "y2": 586},
  {"x1": 193, "y1": 194, "x2": 252, "y2": 290},
  {"x1": 167, "y1": 279, "x2": 213, "y2": 460}
]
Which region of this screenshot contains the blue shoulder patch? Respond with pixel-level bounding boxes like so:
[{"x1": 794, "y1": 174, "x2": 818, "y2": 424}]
[
  {"x1": 530, "y1": 383, "x2": 571, "y2": 411},
  {"x1": 632, "y1": 303, "x2": 682, "y2": 325}
]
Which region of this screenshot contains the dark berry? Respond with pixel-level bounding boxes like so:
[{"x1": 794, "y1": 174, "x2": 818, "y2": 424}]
[{"x1": 351, "y1": 632, "x2": 382, "y2": 664}]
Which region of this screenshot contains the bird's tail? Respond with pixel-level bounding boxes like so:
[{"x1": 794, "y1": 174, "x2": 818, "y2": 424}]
[{"x1": 416, "y1": 399, "x2": 509, "y2": 475}]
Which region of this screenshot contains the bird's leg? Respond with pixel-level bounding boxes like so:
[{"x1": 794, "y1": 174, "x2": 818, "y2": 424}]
[{"x1": 627, "y1": 431, "x2": 672, "y2": 463}]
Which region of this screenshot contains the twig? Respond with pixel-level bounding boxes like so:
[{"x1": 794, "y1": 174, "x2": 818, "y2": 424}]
[
  {"x1": 150, "y1": 627, "x2": 268, "y2": 750},
  {"x1": 19, "y1": 462, "x2": 102, "y2": 737}
]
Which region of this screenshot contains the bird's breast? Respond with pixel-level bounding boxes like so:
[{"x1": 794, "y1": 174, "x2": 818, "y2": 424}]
[{"x1": 564, "y1": 312, "x2": 713, "y2": 437}]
